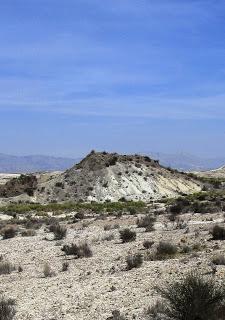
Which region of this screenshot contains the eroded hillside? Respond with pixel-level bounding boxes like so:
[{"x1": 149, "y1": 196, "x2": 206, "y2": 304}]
[{"x1": 34, "y1": 152, "x2": 202, "y2": 203}]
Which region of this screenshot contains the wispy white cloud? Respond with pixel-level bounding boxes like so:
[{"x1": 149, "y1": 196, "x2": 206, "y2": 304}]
[{"x1": 0, "y1": 0, "x2": 225, "y2": 121}]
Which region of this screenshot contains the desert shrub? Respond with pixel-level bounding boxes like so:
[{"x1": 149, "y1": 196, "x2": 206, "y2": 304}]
[
  {"x1": 150, "y1": 241, "x2": 178, "y2": 260},
  {"x1": 211, "y1": 225, "x2": 225, "y2": 240},
  {"x1": 62, "y1": 242, "x2": 92, "y2": 258},
  {"x1": 119, "y1": 228, "x2": 136, "y2": 243},
  {"x1": 50, "y1": 224, "x2": 67, "y2": 240},
  {"x1": 174, "y1": 218, "x2": 188, "y2": 230},
  {"x1": 137, "y1": 214, "x2": 156, "y2": 232},
  {"x1": 104, "y1": 224, "x2": 112, "y2": 231},
  {"x1": 21, "y1": 229, "x2": 36, "y2": 237},
  {"x1": 18, "y1": 266, "x2": 23, "y2": 273},
  {"x1": 156, "y1": 272, "x2": 225, "y2": 320},
  {"x1": 108, "y1": 310, "x2": 126, "y2": 320},
  {"x1": 107, "y1": 156, "x2": 118, "y2": 166},
  {"x1": 55, "y1": 182, "x2": 64, "y2": 188},
  {"x1": 126, "y1": 253, "x2": 143, "y2": 270},
  {"x1": 192, "y1": 243, "x2": 202, "y2": 251},
  {"x1": 146, "y1": 301, "x2": 167, "y2": 319},
  {"x1": 128, "y1": 207, "x2": 137, "y2": 215},
  {"x1": 24, "y1": 217, "x2": 43, "y2": 230},
  {"x1": 0, "y1": 296, "x2": 16, "y2": 320},
  {"x1": 73, "y1": 211, "x2": 85, "y2": 222},
  {"x1": 103, "y1": 233, "x2": 114, "y2": 241},
  {"x1": 104, "y1": 224, "x2": 120, "y2": 231},
  {"x1": 43, "y1": 262, "x2": 54, "y2": 277},
  {"x1": 212, "y1": 254, "x2": 225, "y2": 265},
  {"x1": 1, "y1": 226, "x2": 17, "y2": 239},
  {"x1": 157, "y1": 241, "x2": 177, "y2": 256},
  {"x1": 143, "y1": 240, "x2": 154, "y2": 249},
  {"x1": 0, "y1": 262, "x2": 15, "y2": 275},
  {"x1": 181, "y1": 245, "x2": 192, "y2": 254},
  {"x1": 62, "y1": 262, "x2": 69, "y2": 272},
  {"x1": 169, "y1": 204, "x2": 183, "y2": 215}
]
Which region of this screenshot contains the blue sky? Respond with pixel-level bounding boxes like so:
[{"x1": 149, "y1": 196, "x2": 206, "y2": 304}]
[{"x1": 0, "y1": 0, "x2": 225, "y2": 158}]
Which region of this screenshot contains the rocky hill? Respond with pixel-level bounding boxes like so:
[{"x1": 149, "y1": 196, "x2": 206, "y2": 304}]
[
  {"x1": 0, "y1": 151, "x2": 203, "y2": 204},
  {"x1": 30, "y1": 151, "x2": 202, "y2": 204}
]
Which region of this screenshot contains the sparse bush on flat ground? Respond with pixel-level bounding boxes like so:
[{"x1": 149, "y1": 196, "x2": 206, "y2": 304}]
[
  {"x1": 146, "y1": 301, "x2": 166, "y2": 320},
  {"x1": 62, "y1": 262, "x2": 69, "y2": 272},
  {"x1": 108, "y1": 310, "x2": 126, "y2": 320},
  {"x1": 137, "y1": 214, "x2": 155, "y2": 232},
  {"x1": 102, "y1": 233, "x2": 114, "y2": 241},
  {"x1": 62, "y1": 242, "x2": 92, "y2": 258},
  {"x1": 212, "y1": 254, "x2": 225, "y2": 265},
  {"x1": 21, "y1": 229, "x2": 36, "y2": 237},
  {"x1": 148, "y1": 241, "x2": 178, "y2": 260},
  {"x1": 156, "y1": 241, "x2": 177, "y2": 257},
  {"x1": 143, "y1": 240, "x2": 154, "y2": 249},
  {"x1": 126, "y1": 253, "x2": 143, "y2": 270},
  {"x1": 0, "y1": 261, "x2": 15, "y2": 275},
  {"x1": 0, "y1": 296, "x2": 16, "y2": 320},
  {"x1": 104, "y1": 223, "x2": 119, "y2": 231},
  {"x1": 151, "y1": 272, "x2": 225, "y2": 320},
  {"x1": 43, "y1": 262, "x2": 54, "y2": 277},
  {"x1": 50, "y1": 223, "x2": 67, "y2": 240},
  {"x1": 211, "y1": 225, "x2": 225, "y2": 240},
  {"x1": 119, "y1": 228, "x2": 136, "y2": 243},
  {"x1": 1, "y1": 226, "x2": 17, "y2": 239}
]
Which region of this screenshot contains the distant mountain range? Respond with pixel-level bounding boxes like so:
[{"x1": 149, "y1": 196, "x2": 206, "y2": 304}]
[
  {"x1": 0, "y1": 153, "x2": 80, "y2": 173},
  {"x1": 0, "y1": 152, "x2": 225, "y2": 173},
  {"x1": 146, "y1": 152, "x2": 225, "y2": 171}
]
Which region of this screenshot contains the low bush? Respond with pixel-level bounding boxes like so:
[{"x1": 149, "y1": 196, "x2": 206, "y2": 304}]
[
  {"x1": 104, "y1": 224, "x2": 120, "y2": 231},
  {"x1": 126, "y1": 253, "x2": 143, "y2": 270},
  {"x1": 148, "y1": 242, "x2": 178, "y2": 260},
  {"x1": 137, "y1": 214, "x2": 155, "y2": 232},
  {"x1": 143, "y1": 240, "x2": 154, "y2": 249},
  {"x1": 73, "y1": 211, "x2": 85, "y2": 221},
  {"x1": 0, "y1": 262, "x2": 15, "y2": 275},
  {"x1": 0, "y1": 296, "x2": 16, "y2": 320},
  {"x1": 155, "y1": 272, "x2": 225, "y2": 320},
  {"x1": 49, "y1": 223, "x2": 67, "y2": 240},
  {"x1": 146, "y1": 301, "x2": 166, "y2": 319},
  {"x1": 108, "y1": 310, "x2": 126, "y2": 320},
  {"x1": 43, "y1": 262, "x2": 54, "y2": 277},
  {"x1": 21, "y1": 229, "x2": 36, "y2": 237},
  {"x1": 119, "y1": 228, "x2": 136, "y2": 243},
  {"x1": 211, "y1": 225, "x2": 225, "y2": 240},
  {"x1": 18, "y1": 266, "x2": 23, "y2": 273},
  {"x1": 62, "y1": 262, "x2": 69, "y2": 272},
  {"x1": 103, "y1": 233, "x2": 114, "y2": 241},
  {"x1": 62, "y1": 242, "x2": 92, "y2": 258},
  {"x1": 212, "y1": 254, "x2": 225, "y2": 265},
  {"x1": 157, "y1": 241, "x2": 177, "y2": 256},
  {"x1": 1, "y1": 226, "x2": 17, "y2": 240}
]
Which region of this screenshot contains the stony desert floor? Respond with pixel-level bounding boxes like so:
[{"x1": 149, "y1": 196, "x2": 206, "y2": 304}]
[{"x1": 0, "y1": 211, "x2": 225, "y2": 320}]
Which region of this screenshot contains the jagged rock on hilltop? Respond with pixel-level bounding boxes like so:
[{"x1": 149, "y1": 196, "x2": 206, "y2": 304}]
[{"x1": 32, "y1": 151, "x2": 202, "y2": 204}]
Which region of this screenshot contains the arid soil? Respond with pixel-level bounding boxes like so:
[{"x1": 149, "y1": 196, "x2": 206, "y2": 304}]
[{"x1": 0, "y1": 209, "x2": 224, "y2": 320}]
